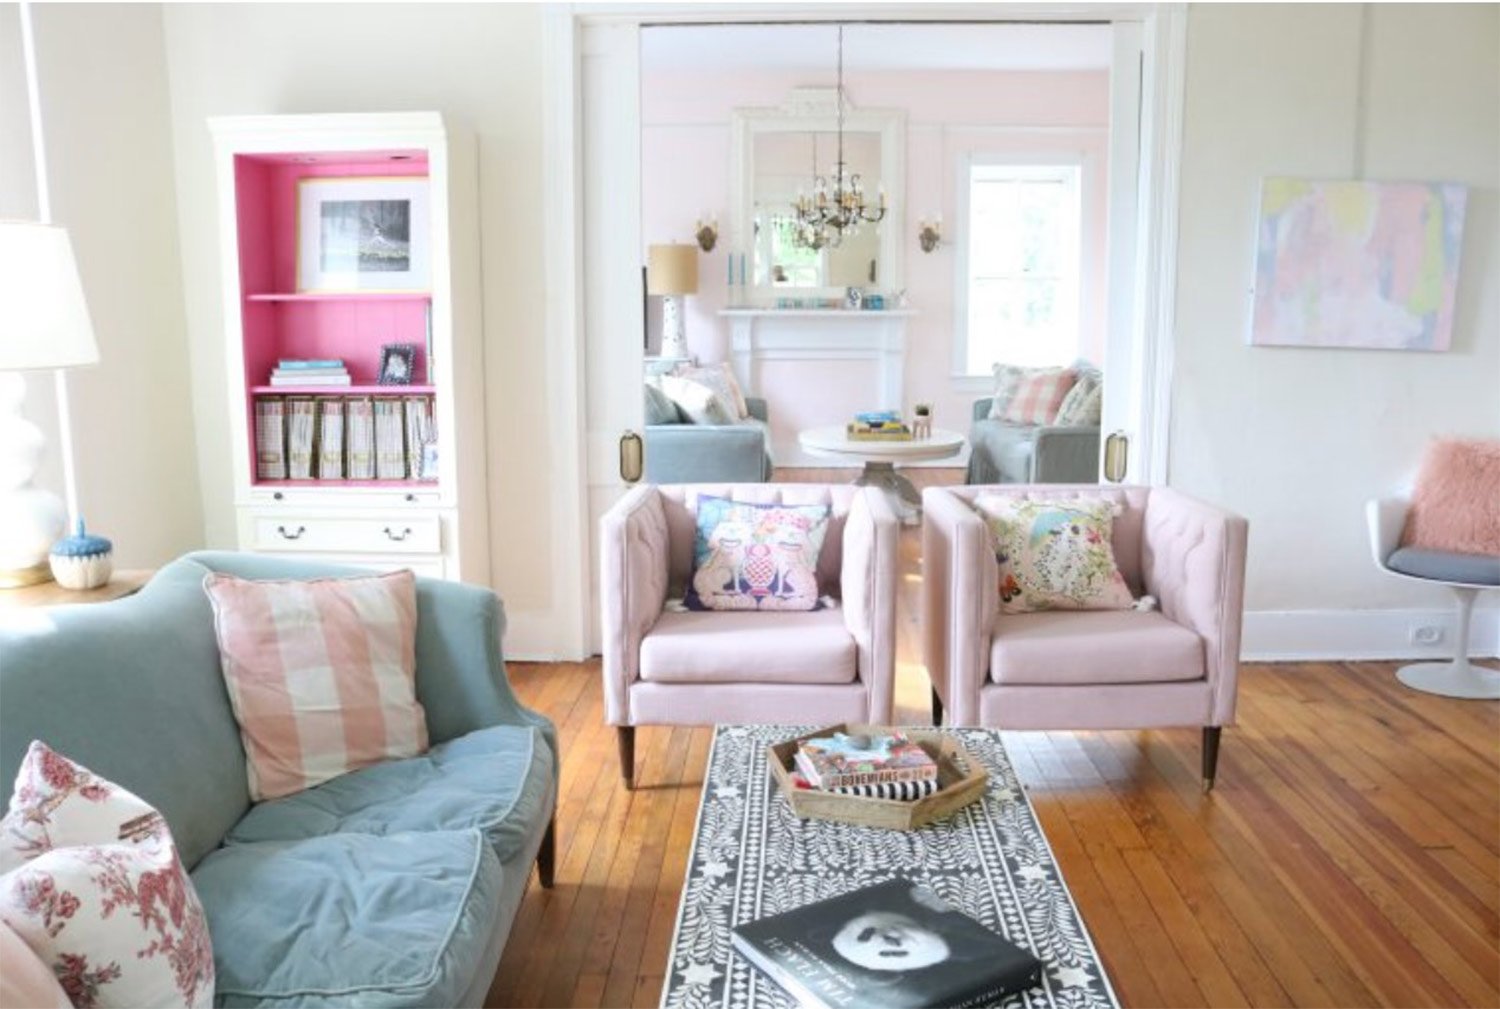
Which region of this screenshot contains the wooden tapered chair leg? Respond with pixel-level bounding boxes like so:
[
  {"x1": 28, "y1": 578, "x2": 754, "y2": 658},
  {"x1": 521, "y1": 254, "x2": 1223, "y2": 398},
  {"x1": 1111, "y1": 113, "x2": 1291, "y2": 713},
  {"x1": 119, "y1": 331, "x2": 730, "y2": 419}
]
[
  {"x1": 617, "y1": 726, "x2": 636, "y2": 790},
  {"x1": 931, "y1": 686, "x2": 944, "y2": 727},
  {"x1": 536, "y1": 816, "x2": 556, "y2": 888},
  {"x1": 1202, "y1": 726, "x2": 1222, "y2": 792}
]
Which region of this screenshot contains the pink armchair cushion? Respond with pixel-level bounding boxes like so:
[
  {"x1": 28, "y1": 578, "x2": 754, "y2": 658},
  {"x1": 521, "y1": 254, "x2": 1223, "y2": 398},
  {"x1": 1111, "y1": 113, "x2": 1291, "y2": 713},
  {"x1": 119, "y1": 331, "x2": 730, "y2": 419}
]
[
  {"x1": 683, "y1": 496, "x2": 831, "y2": 611},
  {"x1": 990, "y1": 610, "x2": 1204, "y2": 686},
  {"x1": 639, "y1": 609, "x2": 857, "y2": 684},
  {"x1": 659, "y1": 485, "x2": 858, "y2": 594}
]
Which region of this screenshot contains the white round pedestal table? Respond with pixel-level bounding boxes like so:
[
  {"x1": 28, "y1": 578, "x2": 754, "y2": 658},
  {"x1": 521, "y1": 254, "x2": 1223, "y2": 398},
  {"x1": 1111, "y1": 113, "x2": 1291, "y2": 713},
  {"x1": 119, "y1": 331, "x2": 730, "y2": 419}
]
[{"x1": 798, "y1": 426, "x2": 966, "y2": 524}]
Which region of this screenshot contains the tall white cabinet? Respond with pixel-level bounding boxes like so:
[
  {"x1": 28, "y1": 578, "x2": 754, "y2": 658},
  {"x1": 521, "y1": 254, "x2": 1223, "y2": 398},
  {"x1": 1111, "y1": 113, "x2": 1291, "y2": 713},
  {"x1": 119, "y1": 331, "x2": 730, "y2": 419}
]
[{"x1": 209, "y1": 112, "x2": 488, "y2": 581}]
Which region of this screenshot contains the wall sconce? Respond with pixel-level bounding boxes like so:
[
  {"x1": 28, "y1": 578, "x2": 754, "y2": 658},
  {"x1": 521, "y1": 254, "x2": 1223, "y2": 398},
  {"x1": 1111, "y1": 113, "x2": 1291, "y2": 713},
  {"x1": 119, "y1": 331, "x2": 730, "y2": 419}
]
[
  {"x1": 917, "y1": 216, "x2": 943, "y2": 254},
  {"x1": 695, "y1": 215, "x2": 719, "y2": 253}
]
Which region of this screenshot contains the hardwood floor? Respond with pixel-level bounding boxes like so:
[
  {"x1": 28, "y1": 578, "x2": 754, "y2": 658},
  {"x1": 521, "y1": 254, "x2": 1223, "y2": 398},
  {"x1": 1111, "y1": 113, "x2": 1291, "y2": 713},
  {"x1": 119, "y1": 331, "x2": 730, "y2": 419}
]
[{"x1": 488, "y1": 471, "x2": 1500, "y2": 1008}]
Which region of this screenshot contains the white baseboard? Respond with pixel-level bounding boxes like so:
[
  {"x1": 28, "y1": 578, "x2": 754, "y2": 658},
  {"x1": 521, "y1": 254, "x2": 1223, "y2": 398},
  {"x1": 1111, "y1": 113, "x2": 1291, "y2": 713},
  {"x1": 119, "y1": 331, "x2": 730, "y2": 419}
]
[{"x1": 1242, "y1": 607, "x2": 1500, "y2": 662}]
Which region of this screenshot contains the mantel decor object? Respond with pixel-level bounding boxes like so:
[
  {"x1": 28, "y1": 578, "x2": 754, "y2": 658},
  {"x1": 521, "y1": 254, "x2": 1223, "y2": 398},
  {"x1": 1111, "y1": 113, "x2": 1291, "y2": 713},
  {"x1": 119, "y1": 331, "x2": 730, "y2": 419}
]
[{"x1": 647, "y1": 243, "x2": 699, "y2": 360}]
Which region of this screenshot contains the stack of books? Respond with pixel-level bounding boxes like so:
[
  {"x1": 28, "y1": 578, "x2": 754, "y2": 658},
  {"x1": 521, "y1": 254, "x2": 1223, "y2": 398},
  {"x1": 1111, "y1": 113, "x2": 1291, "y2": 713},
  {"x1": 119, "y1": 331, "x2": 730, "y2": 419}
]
[
  {"x1": 847, "y1": 410, "x2": 914, "y2": 441},
  {"x1": 791, "y1": 732, "x2": 939, "y2": 800},
  {"x1": 732, "y1": 878, "x2": 1042, "y2": 1009},
  {"x1": 269, "y1": 358, "x2": 351, "y2": 387}
]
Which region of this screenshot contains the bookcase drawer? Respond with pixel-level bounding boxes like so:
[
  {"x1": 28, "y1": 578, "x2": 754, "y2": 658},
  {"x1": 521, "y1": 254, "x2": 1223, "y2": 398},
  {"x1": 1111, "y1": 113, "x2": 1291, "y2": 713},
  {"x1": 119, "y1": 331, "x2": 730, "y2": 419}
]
[{"x1": 250, "y1": 514, "x2": 441, "y2": 555}]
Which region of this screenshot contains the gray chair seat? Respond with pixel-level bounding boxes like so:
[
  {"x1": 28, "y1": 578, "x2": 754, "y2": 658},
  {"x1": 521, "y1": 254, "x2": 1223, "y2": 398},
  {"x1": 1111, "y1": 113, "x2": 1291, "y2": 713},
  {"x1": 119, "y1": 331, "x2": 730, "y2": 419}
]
[
  {"x1": 194, "y1": 830, "x2": 502, "y2": 1009},
  {"x1": 226, "y1": 725, "x2": 554, "y2": 863},
  {"x1": 1387, "y1": 547, "x2": 1500, "y2": 586}
]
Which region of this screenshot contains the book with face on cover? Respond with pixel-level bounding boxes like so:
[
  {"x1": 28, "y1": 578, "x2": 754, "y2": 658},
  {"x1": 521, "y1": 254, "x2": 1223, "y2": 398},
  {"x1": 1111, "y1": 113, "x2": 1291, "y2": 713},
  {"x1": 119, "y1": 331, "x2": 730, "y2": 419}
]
[
  {"x1": 795, "y1": 732, "x2": 939, "y2": 789},
  {"x1": 731, "y1": 878, "x2": 1042, "y2": 1009}
]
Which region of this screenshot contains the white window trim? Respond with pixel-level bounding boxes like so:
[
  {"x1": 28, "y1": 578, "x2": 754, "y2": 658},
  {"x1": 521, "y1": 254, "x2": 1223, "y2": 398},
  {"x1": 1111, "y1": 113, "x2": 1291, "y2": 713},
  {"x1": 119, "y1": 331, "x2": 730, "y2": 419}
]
[{"x1": 951, "y1": 149, "x2": 1095, "y2": 382}]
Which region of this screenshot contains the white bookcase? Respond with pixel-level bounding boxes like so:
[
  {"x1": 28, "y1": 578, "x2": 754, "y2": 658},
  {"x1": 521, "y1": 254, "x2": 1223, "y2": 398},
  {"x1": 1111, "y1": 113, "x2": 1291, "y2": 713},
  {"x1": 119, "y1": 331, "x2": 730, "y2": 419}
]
[{"x1": 209, "y1": 112, "x2": 487, "y2": 581}]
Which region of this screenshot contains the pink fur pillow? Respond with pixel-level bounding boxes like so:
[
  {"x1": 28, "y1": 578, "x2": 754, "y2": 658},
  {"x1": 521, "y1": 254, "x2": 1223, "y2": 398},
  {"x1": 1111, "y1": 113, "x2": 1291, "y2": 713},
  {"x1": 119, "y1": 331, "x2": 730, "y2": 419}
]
[{"x1": 1401, "y1": 438, "x2": 1500, "y2": 557}]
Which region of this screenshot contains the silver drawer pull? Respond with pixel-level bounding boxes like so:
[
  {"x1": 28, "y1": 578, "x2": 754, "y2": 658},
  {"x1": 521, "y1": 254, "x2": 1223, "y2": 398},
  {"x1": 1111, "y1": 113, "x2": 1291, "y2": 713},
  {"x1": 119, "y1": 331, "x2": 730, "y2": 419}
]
[
  {"x1": 277, "y1": 525, "x2": 307, "y2": 541},
  {"x1": 384, "y1": 526, "x2": 413, "y2": 542}
]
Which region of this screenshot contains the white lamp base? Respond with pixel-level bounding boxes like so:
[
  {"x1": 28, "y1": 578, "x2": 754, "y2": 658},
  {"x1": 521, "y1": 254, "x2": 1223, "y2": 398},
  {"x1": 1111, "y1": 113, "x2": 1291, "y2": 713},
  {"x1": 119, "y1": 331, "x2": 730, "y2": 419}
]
[
  {"x1": 0, "y1": 372, "x2": 65, "y2": 587},
  {"x1": 660, "y1": 295, "x2": 690, "y2": 360}
]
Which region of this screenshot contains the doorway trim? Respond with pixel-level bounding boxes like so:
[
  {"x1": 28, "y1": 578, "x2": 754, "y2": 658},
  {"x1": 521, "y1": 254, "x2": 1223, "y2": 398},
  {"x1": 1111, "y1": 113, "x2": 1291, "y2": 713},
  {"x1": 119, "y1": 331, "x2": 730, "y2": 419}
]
[{"x1": 543, "y1": 2, "x2": 1186, "y2": 659}]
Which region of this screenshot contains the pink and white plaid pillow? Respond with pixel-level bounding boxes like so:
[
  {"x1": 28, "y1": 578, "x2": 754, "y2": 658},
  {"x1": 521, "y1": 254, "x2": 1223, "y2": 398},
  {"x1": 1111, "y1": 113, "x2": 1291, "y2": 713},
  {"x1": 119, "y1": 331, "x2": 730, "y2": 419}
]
[
  {"x1": 203, "y1": 570, "x2": 427, "y2": 801},
  {"x1": 1001, "y1": 368, "x2": 1078, "y2": 425},
  {"x1": 0, "y1": 742, "x2": 215, "y2": 1008}
]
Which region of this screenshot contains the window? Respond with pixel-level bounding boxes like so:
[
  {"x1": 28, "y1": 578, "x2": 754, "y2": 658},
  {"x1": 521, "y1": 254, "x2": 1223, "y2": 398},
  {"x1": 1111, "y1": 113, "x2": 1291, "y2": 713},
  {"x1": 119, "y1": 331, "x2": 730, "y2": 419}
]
[{"x1": 958, "y1": 161, "x2": 1083, "y2": 375}]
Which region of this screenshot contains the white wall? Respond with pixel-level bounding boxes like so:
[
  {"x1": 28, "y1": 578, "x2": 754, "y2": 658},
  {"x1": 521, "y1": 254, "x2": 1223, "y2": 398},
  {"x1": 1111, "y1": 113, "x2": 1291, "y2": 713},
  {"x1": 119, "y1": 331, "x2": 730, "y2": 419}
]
[
  {"x1": 1173, "y1": 4, "x2": 1500, "y2": 656},
  {"x1": 160, "y1": 3, "x2": 571, "y2": 655},
  {"x1": 0, "y1": 3, "x2": 202, "y2": 568}
]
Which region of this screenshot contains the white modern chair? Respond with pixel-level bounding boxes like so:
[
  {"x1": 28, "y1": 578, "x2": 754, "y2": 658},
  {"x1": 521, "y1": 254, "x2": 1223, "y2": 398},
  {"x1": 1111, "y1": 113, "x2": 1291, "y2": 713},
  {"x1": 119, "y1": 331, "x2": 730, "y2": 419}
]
[{"x1": 1367, "y1": 497, "x2": 1500, "y2": 699}]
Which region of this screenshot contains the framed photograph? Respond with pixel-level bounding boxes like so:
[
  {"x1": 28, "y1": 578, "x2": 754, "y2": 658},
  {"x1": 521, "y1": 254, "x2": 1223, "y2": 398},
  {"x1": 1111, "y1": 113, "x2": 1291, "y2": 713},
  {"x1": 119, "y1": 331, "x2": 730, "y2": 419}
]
[
  {"x1": 378, "y1": 343, "x2": 418, "y2": 386},
  {"x1": 297, "y1": 177, "x2": 431, "y2": 292}
]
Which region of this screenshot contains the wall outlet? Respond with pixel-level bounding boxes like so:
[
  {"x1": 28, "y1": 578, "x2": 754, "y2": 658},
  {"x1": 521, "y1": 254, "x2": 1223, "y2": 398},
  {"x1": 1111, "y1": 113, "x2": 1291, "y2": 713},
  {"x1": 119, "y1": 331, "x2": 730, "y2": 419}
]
[{"x1": 1410, "y1": 624, "x2": 1445, "y2": 646}]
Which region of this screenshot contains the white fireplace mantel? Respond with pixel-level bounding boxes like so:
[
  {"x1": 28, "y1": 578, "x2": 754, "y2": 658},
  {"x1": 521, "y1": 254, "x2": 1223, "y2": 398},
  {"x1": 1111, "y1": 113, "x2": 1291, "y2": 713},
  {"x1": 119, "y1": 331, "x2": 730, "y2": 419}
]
[{"x1": 719, "y1": 309, "x2": 915, "y2": 411}]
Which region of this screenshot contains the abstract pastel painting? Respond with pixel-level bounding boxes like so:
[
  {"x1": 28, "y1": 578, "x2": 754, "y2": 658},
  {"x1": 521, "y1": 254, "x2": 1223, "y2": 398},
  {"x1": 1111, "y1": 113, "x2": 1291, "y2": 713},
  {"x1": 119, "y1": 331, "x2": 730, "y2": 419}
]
[{"x1": 1250, "y1": 178, "x2": 1467, "y2": 351}]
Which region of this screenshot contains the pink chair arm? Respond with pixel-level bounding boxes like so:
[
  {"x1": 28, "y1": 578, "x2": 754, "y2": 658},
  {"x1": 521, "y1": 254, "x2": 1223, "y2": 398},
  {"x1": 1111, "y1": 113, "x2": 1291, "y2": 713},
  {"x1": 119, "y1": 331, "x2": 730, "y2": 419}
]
[
  {"x1": 599, "y1": 485, "x2": 671, "y2": 725},
  {"x1": 921, "y1": 487, "x2": 998, "y2": 726},
  {"x1": 840, "y1": 487, "x2": 900, "y2": 722},
  {"x1": 1142, "y1": 488, "x2": 1249, "y2": 725}
]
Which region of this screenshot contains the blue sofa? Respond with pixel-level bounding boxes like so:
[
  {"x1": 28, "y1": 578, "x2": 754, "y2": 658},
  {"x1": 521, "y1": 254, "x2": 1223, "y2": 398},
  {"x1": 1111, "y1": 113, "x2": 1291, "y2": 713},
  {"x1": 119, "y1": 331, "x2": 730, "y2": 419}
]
[
  {"x1": 644, "y1": 391, "x2": 773, "y2": 483},
  {"x1": 966, "y1": 397, "x2": 1101, "y2": 484},
  {"x1": 0, "y1": 552, "x2": 557, "y2": 1008}
]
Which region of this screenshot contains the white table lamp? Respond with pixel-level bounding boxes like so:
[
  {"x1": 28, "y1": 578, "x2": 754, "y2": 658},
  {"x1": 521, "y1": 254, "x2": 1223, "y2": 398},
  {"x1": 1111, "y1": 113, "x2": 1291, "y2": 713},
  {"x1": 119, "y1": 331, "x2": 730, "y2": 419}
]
[
  {"x1": 0, "y1": 221, "x2": 100, "y2": 587},
  {"x1": 647, "y1": 243, "x2": 699, "y2": 361}
]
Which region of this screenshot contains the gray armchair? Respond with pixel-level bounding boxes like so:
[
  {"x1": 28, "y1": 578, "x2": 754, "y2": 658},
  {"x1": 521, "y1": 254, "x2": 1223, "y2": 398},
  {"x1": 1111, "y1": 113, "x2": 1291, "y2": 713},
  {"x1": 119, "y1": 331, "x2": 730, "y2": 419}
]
[
  {"x1": 644, "y1": 395, "x2": 774, "y2": 483},
  {"x1": 966, "y1": 397, "x2": 1100, "y2": 484}
]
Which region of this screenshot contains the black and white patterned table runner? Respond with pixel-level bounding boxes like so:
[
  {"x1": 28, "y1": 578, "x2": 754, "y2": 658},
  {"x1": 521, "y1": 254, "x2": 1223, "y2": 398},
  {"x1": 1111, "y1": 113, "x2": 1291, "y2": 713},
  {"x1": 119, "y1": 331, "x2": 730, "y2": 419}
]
[{"x1": 662, "y1": 725, "x2": 1118, "y2": 1009}]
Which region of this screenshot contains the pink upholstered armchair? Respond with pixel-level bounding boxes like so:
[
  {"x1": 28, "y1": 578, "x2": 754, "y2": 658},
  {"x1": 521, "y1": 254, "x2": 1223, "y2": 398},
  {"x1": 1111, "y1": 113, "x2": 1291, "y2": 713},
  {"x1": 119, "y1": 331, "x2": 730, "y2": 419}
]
[
  {"x1": 923, "y1": 485, "x2": 1248, "y2": 789},
  {"x1": 601, "y1": 484, "x2": 899, "y2": 788}
]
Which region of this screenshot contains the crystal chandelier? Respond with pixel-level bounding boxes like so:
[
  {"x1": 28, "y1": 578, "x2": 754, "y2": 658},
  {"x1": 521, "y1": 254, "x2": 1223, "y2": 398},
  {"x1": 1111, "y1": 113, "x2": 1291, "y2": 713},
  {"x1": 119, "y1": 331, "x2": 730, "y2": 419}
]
[{"x1": 792, "y1": 26, "x2": 887, "y2": 251}]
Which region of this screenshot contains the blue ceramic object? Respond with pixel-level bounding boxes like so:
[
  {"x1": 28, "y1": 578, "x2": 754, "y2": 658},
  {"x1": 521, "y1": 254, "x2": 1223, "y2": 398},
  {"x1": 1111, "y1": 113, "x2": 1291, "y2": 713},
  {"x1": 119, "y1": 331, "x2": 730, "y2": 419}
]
[{"x1": 50, "y1": 519, "x2": 114, "y2": 590}]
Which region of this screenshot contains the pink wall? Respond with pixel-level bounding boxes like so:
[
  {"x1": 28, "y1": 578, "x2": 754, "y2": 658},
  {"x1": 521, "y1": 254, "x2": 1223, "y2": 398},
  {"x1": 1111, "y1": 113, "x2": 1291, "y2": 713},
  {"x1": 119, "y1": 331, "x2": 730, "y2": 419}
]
[{"x1": 642, "y1": 68, "x2": 1111, "y2": 439}]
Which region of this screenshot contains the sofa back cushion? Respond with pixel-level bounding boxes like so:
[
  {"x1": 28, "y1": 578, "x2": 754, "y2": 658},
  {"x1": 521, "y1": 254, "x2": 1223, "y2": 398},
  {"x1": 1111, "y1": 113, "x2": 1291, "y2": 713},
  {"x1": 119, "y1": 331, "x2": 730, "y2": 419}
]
[
  {"x1": 947, "y1": 484, "x2": 1151, "y2": 596},
  {"x1": 659, "y1": 484, "x2": 858, "y2": 597},
  {"x1": 0, "y1": 558, "x2": 250, "y2": 870}
]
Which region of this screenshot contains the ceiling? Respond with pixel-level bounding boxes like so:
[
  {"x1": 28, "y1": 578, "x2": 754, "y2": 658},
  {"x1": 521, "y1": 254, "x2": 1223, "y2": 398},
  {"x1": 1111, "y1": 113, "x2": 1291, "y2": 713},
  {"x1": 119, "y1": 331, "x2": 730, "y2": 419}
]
[{"x1": 640, "y1": 23, "x2": 1114, "y2": 74}]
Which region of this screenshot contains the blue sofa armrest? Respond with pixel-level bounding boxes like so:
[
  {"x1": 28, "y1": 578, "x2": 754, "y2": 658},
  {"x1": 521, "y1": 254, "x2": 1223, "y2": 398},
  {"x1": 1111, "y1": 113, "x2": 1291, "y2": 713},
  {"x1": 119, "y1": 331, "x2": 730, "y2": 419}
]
[
  {"x1": 1032, "y1": 426, "x2": 1102, "y2": 483},
  {"x1": 644, "y1": 424, "x2": 769, "y2": 482},
  {"x1": 180, "y1": 552, "x2": 555, "y2": 759}
]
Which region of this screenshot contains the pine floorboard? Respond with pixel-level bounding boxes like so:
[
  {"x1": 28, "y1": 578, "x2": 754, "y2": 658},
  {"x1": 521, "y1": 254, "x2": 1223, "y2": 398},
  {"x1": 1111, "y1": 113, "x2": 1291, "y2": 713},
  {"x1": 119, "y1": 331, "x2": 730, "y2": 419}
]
[{"x1": 487, "y1": 469, "x2": 1500, "y2": 1008}]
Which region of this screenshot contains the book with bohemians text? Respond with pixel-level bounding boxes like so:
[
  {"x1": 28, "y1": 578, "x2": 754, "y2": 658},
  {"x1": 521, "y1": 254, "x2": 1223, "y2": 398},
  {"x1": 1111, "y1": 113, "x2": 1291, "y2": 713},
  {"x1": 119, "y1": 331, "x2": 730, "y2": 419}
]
[
  {"x1": 793, "y1": 732, "x2": 939, "y2": 789},
  {"x1": 731, "y1": 878, "x2": 1043, "y2": 1009}
]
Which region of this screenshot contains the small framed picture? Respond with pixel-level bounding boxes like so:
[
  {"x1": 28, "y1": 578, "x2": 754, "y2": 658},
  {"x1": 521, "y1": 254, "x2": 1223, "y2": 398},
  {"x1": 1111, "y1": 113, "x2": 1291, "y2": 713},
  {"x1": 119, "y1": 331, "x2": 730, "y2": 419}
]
[
  {"x1": 378, "y1": 343, "x2": 418, "y2": 385},
  {"x1": 297, "y1": 177, "x2": 431, "y2": 292}
]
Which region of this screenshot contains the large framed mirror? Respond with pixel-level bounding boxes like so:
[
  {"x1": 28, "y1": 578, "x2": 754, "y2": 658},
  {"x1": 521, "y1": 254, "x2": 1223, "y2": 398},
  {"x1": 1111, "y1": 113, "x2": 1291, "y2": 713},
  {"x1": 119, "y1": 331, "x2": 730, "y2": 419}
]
[{"x1": 730, "y1": 87, "x2": 905, "y2": 303}]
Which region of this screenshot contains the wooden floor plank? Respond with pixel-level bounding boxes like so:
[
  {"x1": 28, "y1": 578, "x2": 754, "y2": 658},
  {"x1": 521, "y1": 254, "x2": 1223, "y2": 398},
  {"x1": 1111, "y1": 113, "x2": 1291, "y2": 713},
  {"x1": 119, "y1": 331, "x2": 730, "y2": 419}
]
[{"x1": 488, "y1": 471, "x2": 1500, "y2": 1008}]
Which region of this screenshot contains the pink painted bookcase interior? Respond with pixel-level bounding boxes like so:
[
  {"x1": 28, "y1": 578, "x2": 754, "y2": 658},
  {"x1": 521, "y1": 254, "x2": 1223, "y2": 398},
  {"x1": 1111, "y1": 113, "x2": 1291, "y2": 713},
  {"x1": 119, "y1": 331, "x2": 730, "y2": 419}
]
[{"x1": 233, "y1": 149, "x2": 437, "y2": 486}]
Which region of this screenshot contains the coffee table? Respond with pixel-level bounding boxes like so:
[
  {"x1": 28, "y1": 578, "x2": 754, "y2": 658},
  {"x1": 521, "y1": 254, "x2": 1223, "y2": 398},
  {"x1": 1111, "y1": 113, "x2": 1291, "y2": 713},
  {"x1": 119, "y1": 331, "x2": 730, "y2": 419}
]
[
  {"x1": 661, "y1": 725, "x2": 1117, "y2": 1009},
  {"x1": 798, "y1": 426, "x2": 965, "y2": 524}
]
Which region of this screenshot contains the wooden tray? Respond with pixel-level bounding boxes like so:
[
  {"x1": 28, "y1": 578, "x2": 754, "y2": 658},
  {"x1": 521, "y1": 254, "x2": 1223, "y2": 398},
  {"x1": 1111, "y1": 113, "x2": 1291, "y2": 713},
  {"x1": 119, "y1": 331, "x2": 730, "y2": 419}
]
[{"x1": 767, "y1": 724, "x2": 989, "y2": 830}]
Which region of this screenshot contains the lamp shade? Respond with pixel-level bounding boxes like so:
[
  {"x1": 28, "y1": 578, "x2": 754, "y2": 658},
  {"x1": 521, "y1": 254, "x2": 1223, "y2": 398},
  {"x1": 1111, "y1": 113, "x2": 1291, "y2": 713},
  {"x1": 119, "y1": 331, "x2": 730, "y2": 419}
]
[
  {"x1": 646, "y1": 243, "x2": 699, "y2": 296},
  {"x1": 0, "y1": 222, "x2": 99, "y2": 371}
]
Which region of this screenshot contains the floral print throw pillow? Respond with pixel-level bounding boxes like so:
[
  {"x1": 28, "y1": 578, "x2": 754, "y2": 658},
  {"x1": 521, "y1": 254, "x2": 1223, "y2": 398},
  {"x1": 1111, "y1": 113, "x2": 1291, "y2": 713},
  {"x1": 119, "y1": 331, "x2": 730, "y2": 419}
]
[
  {"x1": 684, "y1": 496, "x2": 831, "y2": 611},
  {"x1": 974, "y1": 495, "x2": 1135, "y2": 614},
  {"x1": 0, "y1": 742, "x2": 215, "y2": 1008}
]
